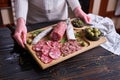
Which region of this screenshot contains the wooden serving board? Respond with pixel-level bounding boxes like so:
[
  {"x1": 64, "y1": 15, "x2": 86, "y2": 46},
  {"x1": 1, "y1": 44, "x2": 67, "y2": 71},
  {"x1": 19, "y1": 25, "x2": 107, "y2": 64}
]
[{"x1": 25, "y1": 25, "x2": 107, "y2": 69}]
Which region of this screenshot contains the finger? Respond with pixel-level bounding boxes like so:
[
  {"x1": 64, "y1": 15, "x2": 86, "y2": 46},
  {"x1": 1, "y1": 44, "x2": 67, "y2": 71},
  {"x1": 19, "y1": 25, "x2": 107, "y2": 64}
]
[
  {"x1": 87, "y1": 16, "x2": 91, "y2": 23},
  {"x1": 84, "y1": 17, "x2": 89, "y2": 24},
  {"x1": 18, "y1": 35, "x2": 25, "y2": 48},
  {"x1": 85, "y1": 16, "x2": 91, "y2": 24},
  {"x1": 22, "y1": 31, "x2": 27, "y2": 44},
  {"x1": 14, "y1": 33, "x2": 25, "y2": 48}
]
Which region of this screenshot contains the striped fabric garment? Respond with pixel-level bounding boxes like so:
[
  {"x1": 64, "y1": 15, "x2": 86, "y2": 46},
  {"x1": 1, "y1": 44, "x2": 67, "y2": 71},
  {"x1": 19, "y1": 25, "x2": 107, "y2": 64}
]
[{"x1": 11, "y1": 0, "x2": 16, "y2": 25}]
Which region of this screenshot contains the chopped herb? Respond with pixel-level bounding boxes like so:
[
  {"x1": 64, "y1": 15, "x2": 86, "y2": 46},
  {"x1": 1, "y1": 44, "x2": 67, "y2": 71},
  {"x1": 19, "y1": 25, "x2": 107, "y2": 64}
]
[{"x1": 60, "y1": 37, "x2": 67, "y2": 43}]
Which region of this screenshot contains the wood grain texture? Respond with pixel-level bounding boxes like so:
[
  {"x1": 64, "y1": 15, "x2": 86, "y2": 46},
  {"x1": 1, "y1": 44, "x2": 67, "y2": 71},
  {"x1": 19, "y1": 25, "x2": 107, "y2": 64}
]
[{"x1": 0, "y1": 23, "x2": 120, "y2": 80}]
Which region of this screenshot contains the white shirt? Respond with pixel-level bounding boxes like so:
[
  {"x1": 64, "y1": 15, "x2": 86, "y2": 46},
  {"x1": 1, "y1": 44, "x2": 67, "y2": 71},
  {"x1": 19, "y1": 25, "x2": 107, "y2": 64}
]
[{"x1": 15, "y1": 0, "x2": 81, "y2": 24}]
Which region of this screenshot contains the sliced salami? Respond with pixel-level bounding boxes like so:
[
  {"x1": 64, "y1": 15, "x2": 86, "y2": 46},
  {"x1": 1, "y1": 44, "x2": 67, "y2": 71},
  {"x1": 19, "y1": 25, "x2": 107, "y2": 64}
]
[
  {"x1": 32, "y1": 40, "x2": 62, "y2": 63},
  {"x1": 49, "y1": 48, "x2": 61, "y2": 60},
  {"x1": 40, "y1": 54, "x2": 53, "y2": 64},
  {"x1": 36, "y1": 52, "x2": 42, "y2": 59},
  {"x1": 41, "y1": 45, "x2": 50, "y2": 56},
  {"x1": 61, "y1": 40, "x2": 81, "y2": 56},
  {"x1": 32, "y1": 39, "x2": 46, "y2": 51}
]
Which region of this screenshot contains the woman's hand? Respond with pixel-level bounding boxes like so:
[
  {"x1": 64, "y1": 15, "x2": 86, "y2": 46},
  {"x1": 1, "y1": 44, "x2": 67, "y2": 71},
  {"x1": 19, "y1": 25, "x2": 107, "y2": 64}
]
[
  {"x1": 74, "y1": 6, "x2": 91, "y2": 24},
  {"x1": 13, "y1": 18, "x2": 27, "y2": 48}
]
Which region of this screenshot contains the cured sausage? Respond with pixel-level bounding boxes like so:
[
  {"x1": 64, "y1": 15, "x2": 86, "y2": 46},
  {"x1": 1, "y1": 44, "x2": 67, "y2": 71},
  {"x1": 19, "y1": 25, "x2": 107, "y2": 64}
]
[
  {"x1": 66, "y1": 20, "x2": 76, "y2": 40},
  {"x1": 50, "y1": 22, "x2": 67, "y2": 41},
  {"x1": 32, "y1": 26, "x2": 53, "y2": 44}
]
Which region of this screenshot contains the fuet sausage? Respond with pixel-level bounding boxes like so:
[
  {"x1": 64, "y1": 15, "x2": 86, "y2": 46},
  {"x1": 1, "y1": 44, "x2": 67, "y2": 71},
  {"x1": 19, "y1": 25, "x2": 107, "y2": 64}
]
[
  {"x1": 32, "y1": 26, "x2": 53, "y2": 44},
  {"x1": 66, "y1": 19, "x2": 76, "y2": 40}
]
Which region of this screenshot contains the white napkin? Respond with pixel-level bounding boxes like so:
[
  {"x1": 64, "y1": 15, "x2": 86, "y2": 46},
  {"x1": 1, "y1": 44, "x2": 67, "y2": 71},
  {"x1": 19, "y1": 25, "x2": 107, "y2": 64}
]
[{"x1": 88, "y1": 14, "x2": 120, "y2": 55}]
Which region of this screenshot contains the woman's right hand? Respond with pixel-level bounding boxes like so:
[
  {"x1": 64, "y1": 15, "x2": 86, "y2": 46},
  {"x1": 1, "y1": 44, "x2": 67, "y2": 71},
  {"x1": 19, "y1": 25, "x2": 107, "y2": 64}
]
[{"x1": 13, "y1": 18, "x2": 27, "y2": 48}]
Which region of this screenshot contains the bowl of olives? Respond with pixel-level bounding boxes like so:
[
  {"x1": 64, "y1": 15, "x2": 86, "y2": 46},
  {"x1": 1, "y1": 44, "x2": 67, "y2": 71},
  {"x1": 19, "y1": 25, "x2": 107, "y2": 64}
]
[
  {"x1": 85, "y1": 27, "x2": 102, "y2": 41},
  {"x1": 71, "y1": 18, "x2": 84, "y2": 28}
]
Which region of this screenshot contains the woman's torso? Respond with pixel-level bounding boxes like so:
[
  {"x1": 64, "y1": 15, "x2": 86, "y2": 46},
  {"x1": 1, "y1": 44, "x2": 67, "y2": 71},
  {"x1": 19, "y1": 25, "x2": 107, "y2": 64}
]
[{"x1": 27, "y1": 0, "x2": 68, "y2": 24}]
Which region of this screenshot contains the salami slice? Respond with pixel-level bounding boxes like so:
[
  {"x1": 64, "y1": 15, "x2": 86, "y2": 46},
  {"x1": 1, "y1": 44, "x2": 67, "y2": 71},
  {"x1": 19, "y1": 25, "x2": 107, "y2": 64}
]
[
  {"x1": 32, "y1": 39, "x2": 46, "y2": 51},
  {"x1": 40, "y1": 54, "x2": 53, "y2": 64},
  {"x1": 50, "y1": 22, "x2": 67, "y2": 41},
  {"x1": 49, "y1": 48, "x2": 61, "y2": 60},
  {"x1": 41, "y1": 45, "x2": 50, "y2": 56}
]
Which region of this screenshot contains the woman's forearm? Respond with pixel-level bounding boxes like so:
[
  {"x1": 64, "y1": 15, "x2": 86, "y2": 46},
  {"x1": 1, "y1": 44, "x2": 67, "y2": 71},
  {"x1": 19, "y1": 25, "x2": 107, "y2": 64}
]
[
  {"x1": 66, "y1": 0, "x2": 81, "y2": 11},
  {"x1": 15, "y1": 0, "x2": 28, "y2": 23}
]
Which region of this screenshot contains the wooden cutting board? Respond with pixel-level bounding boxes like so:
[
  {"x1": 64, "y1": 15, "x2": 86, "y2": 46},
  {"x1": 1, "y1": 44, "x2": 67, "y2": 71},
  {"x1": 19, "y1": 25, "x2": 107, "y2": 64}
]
[{"x1": 25, "y1": 24, "x2": 107, "y2": 69}]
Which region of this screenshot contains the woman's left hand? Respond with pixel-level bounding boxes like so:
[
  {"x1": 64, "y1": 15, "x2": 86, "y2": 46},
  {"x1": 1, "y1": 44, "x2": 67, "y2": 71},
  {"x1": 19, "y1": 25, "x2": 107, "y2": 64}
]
[{"x1": 74, "y1": 6, "x2": 91, "y2": 24}]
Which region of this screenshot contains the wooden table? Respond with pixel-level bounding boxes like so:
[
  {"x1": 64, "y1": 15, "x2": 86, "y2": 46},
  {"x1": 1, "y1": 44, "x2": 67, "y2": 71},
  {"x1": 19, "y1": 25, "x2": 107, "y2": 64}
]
[{"x1": 0, "y1": 22, "x2": 120, "y2": 80}]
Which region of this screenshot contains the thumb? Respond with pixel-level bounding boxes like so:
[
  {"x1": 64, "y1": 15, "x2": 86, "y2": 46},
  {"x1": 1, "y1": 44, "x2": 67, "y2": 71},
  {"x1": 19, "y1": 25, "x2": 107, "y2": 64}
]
[{"x1": 85, "y1": 16, "x2": 91, "y2": 24}]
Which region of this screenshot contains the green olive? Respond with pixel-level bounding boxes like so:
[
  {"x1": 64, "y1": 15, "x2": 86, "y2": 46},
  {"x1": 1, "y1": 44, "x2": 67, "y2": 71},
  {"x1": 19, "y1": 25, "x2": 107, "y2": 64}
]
[
  {"x1": 87, "y1": 28, "x2": 92, "y2": 33},
  {"x1": 32, "y1": 33, "x2": 37, "y2": 38},
  {"x1": 89, "y1": 32, "x2": 94, "y2": 36},
  {"x1": 97, "y1": 31, "x2": 101, "y2": 36},
  {"x1": 27, "y1": 38, "x2": 32, "y2": 44},
  {"x1": 94, "y1": 28, "x2": 99, "y2": 32},
  {"x1": 89, "y1": 27, "x2": 93, "y2": 31},
  {"x1": 72, "y1": 19, "x2": 84, "y2": 27},
  {"x1": 85, "y1": 27, "x2": 102, "y2": 41},
  {"x1": 80, "y1": 41, "x2": 86, "y2": 47},
  {"x1": 94, "y1": 32, "x2": 99, "y2": 37}
]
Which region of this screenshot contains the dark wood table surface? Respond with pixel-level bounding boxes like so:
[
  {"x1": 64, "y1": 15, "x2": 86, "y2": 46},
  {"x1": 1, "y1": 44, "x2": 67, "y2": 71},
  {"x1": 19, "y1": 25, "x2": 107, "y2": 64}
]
[{"x1": 0, "y1": 22, "x2": 120, "y2": 80}]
